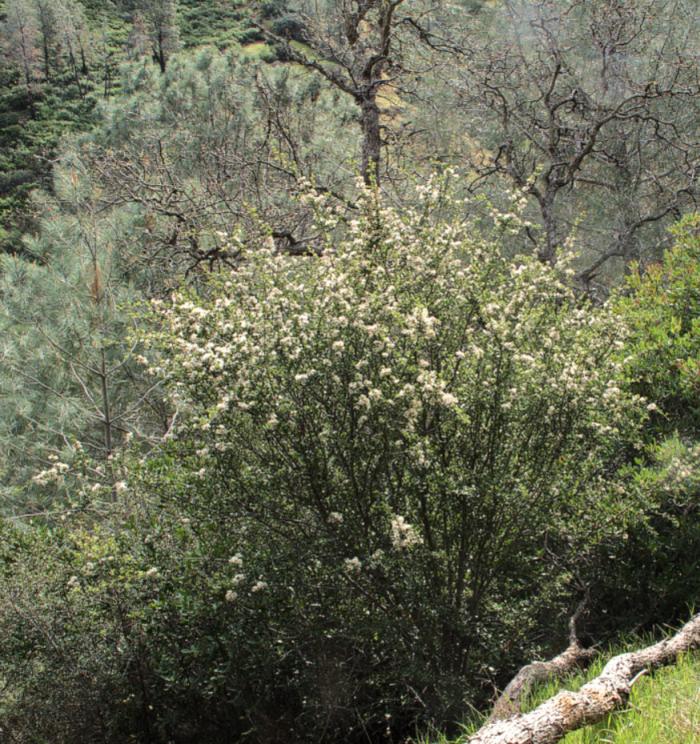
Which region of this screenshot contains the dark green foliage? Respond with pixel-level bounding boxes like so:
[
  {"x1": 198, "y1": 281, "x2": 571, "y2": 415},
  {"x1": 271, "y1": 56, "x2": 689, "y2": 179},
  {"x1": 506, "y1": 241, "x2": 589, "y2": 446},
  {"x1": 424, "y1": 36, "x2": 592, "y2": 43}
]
[
  {"x1": 261, "y1": 0, "x2": 306, "y2": 41},
  {"x1": 0, "y1": 68, "x2": 98, "y2": 251},
  {"x1": 586, "y1": 219, "x2": 700, "y2": 634},
  {"x1": 178, "y1": 0, "x2": 262, "y2": 49}
]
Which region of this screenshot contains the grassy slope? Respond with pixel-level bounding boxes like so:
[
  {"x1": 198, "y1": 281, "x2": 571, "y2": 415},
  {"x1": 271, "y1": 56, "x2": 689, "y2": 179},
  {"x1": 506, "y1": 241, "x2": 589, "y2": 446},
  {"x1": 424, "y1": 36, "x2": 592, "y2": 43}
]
[
  {"x1": 438, "y1": 647, "x2": 700, "y2": 744},
  {"x1": 528, "y1": 650, "x2": 700, "y2": 743}
]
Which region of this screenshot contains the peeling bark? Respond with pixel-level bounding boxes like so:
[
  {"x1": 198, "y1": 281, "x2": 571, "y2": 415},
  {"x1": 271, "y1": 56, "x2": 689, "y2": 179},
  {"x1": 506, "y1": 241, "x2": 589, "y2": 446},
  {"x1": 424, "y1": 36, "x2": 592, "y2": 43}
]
[{"x1": 469, "y1": 613, "x2": 700, "y2": 744}]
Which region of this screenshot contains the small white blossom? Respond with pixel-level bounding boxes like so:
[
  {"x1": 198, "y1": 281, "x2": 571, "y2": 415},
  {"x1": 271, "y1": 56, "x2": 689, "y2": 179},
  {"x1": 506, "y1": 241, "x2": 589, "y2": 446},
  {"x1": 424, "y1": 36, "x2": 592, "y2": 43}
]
[
  {"x1": 328, "y1": 511, "x2": 344, "y2": 526},
  {"x1": 390, "y1": 515, "x2": 423, "y2": 550}
]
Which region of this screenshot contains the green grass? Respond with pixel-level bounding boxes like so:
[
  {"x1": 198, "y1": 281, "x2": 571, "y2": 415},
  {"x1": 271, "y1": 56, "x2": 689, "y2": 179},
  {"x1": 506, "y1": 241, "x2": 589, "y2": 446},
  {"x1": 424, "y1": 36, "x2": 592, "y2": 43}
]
[
  {"x1": 431, "y1": 646, "x2": 700, "y2": 744},
  {"x1": 559, "y1": 651, "x2": 700, "y2": 744},
  {"x1": 240, "y1": 42, "x2": 276, "y2": 61}
]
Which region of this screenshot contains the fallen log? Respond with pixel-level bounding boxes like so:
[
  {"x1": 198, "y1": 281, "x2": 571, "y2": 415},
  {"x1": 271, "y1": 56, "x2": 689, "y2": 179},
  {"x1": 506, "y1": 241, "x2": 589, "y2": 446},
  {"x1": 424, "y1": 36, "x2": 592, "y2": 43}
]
[
  {"x1": 490, "y1": 601, "x2": 596, "y2": 721},
  {"x1": 468, "y1": 612, "x2": 700, "y2": 744}
]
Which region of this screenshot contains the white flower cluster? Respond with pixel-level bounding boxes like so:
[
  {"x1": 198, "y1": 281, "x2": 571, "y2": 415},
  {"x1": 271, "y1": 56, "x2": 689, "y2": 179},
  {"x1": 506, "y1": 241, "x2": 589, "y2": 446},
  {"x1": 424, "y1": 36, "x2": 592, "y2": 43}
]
[
  {"x1": 32, "y1": 457, "x2": 69, "y2": 486},
  {"x1": 142, "y1": 176, "x2": 642, "y2": 556},
  {"x1": 390, "y1": 515, "x2": 423, "y2": 550}
]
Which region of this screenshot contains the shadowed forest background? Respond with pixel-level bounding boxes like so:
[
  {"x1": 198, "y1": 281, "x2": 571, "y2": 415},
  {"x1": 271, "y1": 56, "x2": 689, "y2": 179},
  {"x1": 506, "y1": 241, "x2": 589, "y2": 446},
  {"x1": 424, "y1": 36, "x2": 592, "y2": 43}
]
[{"x1": 0, "y1": 1, "x2": 699, "y2": 743}]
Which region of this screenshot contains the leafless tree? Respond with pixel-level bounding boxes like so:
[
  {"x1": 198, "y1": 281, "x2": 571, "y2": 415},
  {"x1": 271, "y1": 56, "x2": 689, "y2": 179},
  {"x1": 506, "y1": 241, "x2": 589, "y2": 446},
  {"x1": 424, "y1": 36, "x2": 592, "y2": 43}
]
[
  {"x1": 455, "y1": 0, "x2": 700, "y2": 283},
  {"x1": 259, "y1": 0, "x2": 445, "y2": 186}
]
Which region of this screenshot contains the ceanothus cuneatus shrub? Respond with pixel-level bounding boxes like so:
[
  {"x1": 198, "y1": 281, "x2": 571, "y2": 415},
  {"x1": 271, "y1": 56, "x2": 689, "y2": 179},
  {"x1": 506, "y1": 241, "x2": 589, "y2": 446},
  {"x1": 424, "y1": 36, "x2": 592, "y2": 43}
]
[
  {"x1": 0, "y1": 179, "x2": 649, "y2": 744},
  {"x1": 136, "y1": 177, "x2": 645, "y2": 738}
]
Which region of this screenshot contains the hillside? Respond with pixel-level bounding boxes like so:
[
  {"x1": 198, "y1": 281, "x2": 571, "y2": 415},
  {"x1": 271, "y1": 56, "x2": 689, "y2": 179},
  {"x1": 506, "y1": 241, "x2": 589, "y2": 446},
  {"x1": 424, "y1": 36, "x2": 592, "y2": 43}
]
[
  {"x1": 444, "y1": 638, "x2": 700, "y2": 743},
  {"x1": 0, "y1": 0, "x2": 268, "y2": 250},
  {"x1": 1, "y1": 2, "x2": 699, "y2": 743},
  {"x1": 563, "y1": 653, "x2": 700, "y2": 744}
]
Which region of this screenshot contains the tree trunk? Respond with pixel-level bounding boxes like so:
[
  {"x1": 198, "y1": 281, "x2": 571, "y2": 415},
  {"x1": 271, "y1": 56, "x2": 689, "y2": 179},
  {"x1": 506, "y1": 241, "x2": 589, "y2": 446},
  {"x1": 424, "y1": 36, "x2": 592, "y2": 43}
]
[
  {"x1": 42, "y1": 35, "x2": 51, "y2": 81},
  {"x1": 538, "y1": 194, "x2": 558, "y2": 266},
  {"x1": 156, "y1": 30, "x2": 166, "y2": 73},
  {"x1": 79, "y1": 41, "x2": 90, "y2": 76},
  {"x1": 360, "y1": 93, "x2": 382, "y2": 186},
  {"x1": 468, "y1": 613, "x2": 700, "y2": 744}
]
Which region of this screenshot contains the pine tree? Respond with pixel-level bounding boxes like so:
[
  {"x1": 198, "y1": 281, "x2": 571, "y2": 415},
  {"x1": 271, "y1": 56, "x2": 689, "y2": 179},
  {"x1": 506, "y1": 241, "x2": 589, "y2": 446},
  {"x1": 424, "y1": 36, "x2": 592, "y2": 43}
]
[
  {"x1": 0, "y1": 160, "x2": 168, "y2": 513},
  {"x1": 138, "y1": 0, "x2": 180, "y2": 72},
  {"x1": 2, "y1": 0, "x2": 41, "y2": 93},
  {"x1": 33, "y1": 0, "x2": 59, "y2": 80},
  {"x1": 55, "y1": 0, "x2": 93, "y2": 87}
]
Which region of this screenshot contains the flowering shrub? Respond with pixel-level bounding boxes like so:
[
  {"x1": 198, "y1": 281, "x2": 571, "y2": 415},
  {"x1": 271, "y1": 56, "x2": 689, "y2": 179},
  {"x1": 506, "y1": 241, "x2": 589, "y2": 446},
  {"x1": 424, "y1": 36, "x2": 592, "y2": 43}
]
[
  {"x1": 136, "y1": 180, "x2": 644, "y2": 738},
  {"x1": 0, "y1": 182, "x2": 646, "y2": 744}
]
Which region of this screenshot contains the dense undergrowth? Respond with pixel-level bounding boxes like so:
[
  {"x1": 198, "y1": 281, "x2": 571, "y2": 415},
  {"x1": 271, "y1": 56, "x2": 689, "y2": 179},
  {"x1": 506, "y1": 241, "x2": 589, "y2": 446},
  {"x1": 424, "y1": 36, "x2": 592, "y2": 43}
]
[{"x1": 2, "y1": 184, "x2": 699, "y2": 744}]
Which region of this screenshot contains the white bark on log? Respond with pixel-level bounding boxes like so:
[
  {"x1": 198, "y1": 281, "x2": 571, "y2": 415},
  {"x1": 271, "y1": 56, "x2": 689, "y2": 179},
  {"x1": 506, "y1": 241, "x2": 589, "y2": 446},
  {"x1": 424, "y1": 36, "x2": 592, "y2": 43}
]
[
  {"x1": 489, "y1": 640, "x2": 596, "y2": 721},
  {"x1": 490, "y1": 601, "x2": 596, "y2": 720},
  {"x1": 468, "y1": 613, "x2": 700, "y2": 744}
]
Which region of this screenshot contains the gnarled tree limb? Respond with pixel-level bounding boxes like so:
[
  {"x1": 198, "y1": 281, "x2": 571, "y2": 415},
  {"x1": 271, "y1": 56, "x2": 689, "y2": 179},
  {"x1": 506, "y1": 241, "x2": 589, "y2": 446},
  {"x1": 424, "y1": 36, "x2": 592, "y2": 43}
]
[
  {"x1": 469, "y1": 612, "x2": 700, "y2": 744},
  {"x1": 489, "y1": 600, "x2": 596, "y2": 721}
]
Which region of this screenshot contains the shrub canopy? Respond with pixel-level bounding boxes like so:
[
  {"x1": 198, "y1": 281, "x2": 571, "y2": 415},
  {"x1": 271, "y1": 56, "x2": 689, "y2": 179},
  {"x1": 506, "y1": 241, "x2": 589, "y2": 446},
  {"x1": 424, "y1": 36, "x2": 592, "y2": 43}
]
[{"x1": 1, "y1": 182, "x2": 645, "y2": 744}]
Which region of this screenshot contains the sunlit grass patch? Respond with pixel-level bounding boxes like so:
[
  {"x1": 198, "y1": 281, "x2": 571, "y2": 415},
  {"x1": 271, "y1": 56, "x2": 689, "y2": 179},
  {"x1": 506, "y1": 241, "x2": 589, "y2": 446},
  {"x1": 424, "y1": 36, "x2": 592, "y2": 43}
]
[{"x1": 241, "y1": 42, "x2": 275, "y2": 61}]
